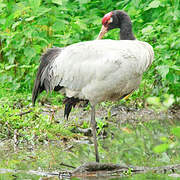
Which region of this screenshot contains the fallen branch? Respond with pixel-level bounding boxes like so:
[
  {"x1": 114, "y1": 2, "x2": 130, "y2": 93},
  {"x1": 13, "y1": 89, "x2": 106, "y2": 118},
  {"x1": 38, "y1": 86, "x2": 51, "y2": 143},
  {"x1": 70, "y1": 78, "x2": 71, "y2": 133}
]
[
  {"x1": 10, "y1": 110, "x2": 32, "y2": 117},
  {"x1": 67, "y1": 163, "x2": 180, "y2": 178},
  {"x1": 1, "y1": 163, "x2": 179, "y2": 179},
  {"x1": 73, "y1": 162, "x2": 128, "y2": 173}
]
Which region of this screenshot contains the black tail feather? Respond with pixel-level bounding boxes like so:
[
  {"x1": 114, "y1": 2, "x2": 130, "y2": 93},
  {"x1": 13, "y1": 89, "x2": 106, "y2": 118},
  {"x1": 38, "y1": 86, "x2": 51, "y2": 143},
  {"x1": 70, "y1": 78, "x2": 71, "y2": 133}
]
[
  {"x1": 32, "y1": 47, "x2": 62, "y2": 105},
  {"x1": 64, "y1": 103, "x2": 73, "y2": 119},
  {"x1": 64, "y1": 97, "x2": 80, "y2": 119}
]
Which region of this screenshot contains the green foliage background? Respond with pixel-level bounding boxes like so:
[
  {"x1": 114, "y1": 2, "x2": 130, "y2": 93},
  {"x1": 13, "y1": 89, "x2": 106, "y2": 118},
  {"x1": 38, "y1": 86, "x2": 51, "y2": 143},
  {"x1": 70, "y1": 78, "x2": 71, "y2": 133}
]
[{"x1": 0, "y1": 0, "x2": 179, "y2": 101}]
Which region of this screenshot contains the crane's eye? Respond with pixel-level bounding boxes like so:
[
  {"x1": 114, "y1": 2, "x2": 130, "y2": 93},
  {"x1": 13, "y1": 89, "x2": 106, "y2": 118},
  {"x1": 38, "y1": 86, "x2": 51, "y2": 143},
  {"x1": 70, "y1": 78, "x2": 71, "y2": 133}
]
[
  {"x1": 109, "y1": 17, "x2": 113, "y2": 23},
  {"x1": 103, "y1": 17, "x2": 113, "y2": 26}
]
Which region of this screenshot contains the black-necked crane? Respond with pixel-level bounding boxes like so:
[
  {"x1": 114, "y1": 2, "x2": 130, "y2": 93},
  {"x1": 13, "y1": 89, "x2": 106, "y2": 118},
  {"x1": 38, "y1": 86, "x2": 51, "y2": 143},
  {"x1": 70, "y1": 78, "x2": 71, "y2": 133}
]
[{"x1": 32, "y1": 10, "x2": 154, "y2": 163}]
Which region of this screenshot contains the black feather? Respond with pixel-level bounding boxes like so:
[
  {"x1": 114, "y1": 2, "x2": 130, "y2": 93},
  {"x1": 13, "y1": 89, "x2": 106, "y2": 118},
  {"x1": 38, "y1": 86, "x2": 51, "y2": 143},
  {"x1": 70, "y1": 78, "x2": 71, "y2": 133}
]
[
  {"x1": 63, "y1": 97, "x2": 80, "y2": 119},
  {"x1": 32, "y1": 47, "x2": 62, "y2": 105}
]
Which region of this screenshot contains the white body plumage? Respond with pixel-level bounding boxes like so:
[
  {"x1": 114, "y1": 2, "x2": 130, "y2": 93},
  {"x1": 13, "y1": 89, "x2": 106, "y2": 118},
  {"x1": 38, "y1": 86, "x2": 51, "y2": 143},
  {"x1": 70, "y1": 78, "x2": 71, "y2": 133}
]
[{"x1": 41, "y1": 39, "x2": 154, "y2": 106}]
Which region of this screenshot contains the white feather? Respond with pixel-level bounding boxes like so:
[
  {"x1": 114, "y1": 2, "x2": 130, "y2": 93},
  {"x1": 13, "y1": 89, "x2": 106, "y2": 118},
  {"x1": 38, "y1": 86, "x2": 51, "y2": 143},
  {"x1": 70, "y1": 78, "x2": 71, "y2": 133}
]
[{"x1": 47, "y1": 39, "x2": 154, "y2": 105}]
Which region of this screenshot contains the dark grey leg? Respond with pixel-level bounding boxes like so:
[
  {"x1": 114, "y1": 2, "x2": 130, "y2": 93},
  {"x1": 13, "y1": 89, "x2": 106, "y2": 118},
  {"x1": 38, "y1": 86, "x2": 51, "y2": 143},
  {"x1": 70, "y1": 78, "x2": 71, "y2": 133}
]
[{"x1": 91, "y1": 105, "x2": 100, "y2": 162}]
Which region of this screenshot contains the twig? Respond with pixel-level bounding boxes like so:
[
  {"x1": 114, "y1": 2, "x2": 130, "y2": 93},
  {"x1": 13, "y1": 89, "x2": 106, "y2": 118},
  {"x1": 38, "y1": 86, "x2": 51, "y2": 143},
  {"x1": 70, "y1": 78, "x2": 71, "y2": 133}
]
[
  {"x1": 0, "y1": 39, "x2": 4, "y2": 62},
  {"x1": 13, "y1": 129, "x2": 19, "y2": 151},
  {"x1": 60, "y1": 163, "x2": 76, "y2": 169},
  {"x1": 12, "y1": 110, "x2": 32, "y2": 117},
  {"x1": 64, "y1": 145, "x2": 74, "y2": 151},
  {"x1": 48, "y1": 140, "x2": 57, "y2": 168}
]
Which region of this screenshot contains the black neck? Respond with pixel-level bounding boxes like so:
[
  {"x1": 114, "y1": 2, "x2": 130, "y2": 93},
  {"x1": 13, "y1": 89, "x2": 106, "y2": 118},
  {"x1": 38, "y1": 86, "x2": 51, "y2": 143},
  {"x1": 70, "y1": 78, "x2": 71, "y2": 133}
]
[
  {"x1": 120, "y1": 23, "x2": 136, "y2": 40},
  {"x1": 113, "y1": 10, "x2": 136, "y2": 40}
]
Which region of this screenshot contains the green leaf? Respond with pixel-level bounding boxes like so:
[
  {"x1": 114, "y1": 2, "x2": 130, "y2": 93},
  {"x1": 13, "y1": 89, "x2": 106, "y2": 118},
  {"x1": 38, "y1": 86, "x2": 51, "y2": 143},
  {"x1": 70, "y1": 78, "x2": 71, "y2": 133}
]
[
  {"x1": 19, "y1": 65, "x2": 32, "y2": 69},
  {"x1": 166, "y1": 73, "x2": 175, "y2": 83},
  {"x1": 36, "y1": 7, "x2": 51, "y2": 18},
  {"x1": 160, "y1": 137, "x2": 168, "y2": 142},
  {"x1": 71, "y1": 22, "x2": 80, "y2": 31},
  {"x1": 171, "y1": 127, "x2": 180, "y2": 138},
  {"x1": 0, "y1": 18, "x2": 6, "y2": 25},
  {"x1": 52, "y1": 20, "x2": 67, "y2": 31},
  {"x1": 162, "y1": 94, "x2": 174, "y2": 108},
  {"x1": 171, "y1": 39, "x2": 180, "y2": 49},
  {"x1": 75, "y1": 19, "x2": 87, "y2": 30},
  {"x1": 147, "y1": 97, "x2": 161, "y2": 106},
  {"x1": 160, "y1": 152, "x2": 170, "y2": 163},
  {"x1": 0, "y1": 3, "x2": 6, "y2": 12},
  {"x1": 52, "y1": 0, "x2": 62, "y2": 5},
  {"x1": 153, "y1": 143, "x2": 169, "y2": 153},
  {"x1": 28, "y1": 0, "x2": 42, "y2": 9},
  {"x1": 156, "y1": 65, "x2": 169, "y2": 79},
  {"x1": 5, "y1": 64, "x2": 17, "y2": 70},
  {"x1": 12, "y1": 21, "x2": 21, "y2": 29},
  {"x1": 33, "y1": 45, "x2": 42, "y2": 54},
  {"x1": 35, "y1": 37, "x2": 49, "y2": 44},
  {"x1": 24, "y1": 47, "x2": 36, "y2": 59},
  {"x1": 25, "y1": 16, "x2": 36, "y2": 22},
  {"x1": 145, "y1": 0, "x2": 161, "y2": 10},
  {"x1": 142, "y1": 25, "x2": 153, "y2": 34},
  {"x1": 78, "y1": 0, "x2": 91, "y2": 4},
  {"x1": 8, "y1": 54, "x2": 16, "y2": 64},
  {"x1": 171, "y1": 65, "x2": 180, "y2": 71}
]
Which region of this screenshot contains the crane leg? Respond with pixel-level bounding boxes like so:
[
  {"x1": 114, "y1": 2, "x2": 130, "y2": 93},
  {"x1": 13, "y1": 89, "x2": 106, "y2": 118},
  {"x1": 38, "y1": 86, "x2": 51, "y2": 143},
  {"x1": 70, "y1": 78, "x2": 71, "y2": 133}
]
[{"x1": 91, "y1": 105, "x2": 100, "y2": 162}]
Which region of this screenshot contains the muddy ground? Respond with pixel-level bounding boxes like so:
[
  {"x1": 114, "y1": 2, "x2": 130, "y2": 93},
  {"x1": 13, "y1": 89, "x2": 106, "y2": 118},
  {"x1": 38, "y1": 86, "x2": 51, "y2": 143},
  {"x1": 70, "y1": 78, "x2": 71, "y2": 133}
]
[{"x1": 42, "y1": 103, "x2": 180, "y2": 125}]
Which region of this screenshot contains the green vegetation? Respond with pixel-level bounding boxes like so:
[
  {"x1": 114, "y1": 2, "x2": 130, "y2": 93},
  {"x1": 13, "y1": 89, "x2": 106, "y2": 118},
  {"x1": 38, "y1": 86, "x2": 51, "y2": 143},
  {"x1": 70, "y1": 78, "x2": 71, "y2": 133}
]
[
  {"x1": 0, "y1": 0, "x2": 179, "y2": 97},
  {"x1": 0, "y1": 117, "x2": 179, "y2": 179},
  {"x1": 0, "y1": 0, "x2": 179, "y2": 179}
]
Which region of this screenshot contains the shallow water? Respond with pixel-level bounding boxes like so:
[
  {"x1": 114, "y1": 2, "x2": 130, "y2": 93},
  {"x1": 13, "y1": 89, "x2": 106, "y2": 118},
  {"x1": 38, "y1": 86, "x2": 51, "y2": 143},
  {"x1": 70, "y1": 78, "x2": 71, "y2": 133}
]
[{"x1": 0, "y1": 115, "x2": 180, "y2": 179}]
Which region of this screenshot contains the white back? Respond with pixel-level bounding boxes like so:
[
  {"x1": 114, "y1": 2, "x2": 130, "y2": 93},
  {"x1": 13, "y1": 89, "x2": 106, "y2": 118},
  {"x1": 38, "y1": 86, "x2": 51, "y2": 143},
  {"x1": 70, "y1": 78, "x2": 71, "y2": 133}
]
[{"x1": 42, "y1": 40, "x2": 154, "y2": 104}]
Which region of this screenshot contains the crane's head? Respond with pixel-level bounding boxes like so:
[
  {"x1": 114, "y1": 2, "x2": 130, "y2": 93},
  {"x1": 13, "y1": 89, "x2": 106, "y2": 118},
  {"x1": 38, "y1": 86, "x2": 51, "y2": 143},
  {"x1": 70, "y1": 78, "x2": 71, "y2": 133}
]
[{"x1": 97, "y1": 10, "x2": 132, "y2": 40}]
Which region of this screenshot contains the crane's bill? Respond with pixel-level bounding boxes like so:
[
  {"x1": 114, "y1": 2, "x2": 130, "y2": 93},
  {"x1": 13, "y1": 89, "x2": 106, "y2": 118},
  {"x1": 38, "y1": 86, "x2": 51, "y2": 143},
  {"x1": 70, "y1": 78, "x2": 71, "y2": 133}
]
[{"x1": 97, "y1": 25, "x2": 108, "y2": 40}]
